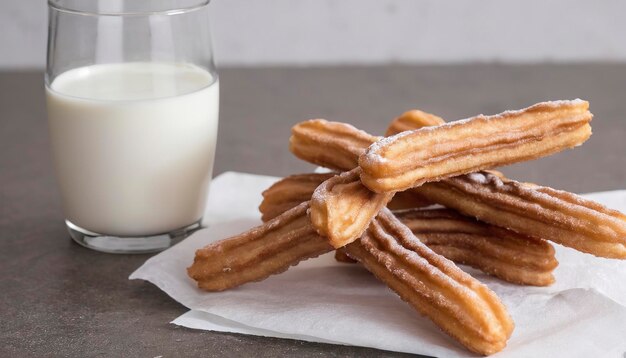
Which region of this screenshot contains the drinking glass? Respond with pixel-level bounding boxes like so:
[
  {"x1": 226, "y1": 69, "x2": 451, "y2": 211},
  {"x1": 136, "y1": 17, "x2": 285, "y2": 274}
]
[{"x1": 46, "y1": 0, "x2": 219, "y2": 253}]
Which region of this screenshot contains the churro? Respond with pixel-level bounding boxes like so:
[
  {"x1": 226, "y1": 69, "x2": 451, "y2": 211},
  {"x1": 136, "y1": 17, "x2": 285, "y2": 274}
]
[
  {"x1": 394, "y1": 208, "x2": 557, "y2": 286},
  {"x1": 188, "y1": 202, "x2": 333, "y2": 291},
  {"x1": 310, "y1": 168, "x2": 394, "y2": 248},
  {"x1": 359, "y1": 100, "x2": 592, "y2": 192},
  {"x1": 290, "y1": 119, "x2": 379, "y2": 171},
  {"x1": 413, "y1": 172, "x2": 626, "y2": 259},
  {"x1": 344, "y1": 209, "x2": 514, "y2": 355},
  {"x1": 259, "y1": 173, "x2": 334, "y2": 222}
]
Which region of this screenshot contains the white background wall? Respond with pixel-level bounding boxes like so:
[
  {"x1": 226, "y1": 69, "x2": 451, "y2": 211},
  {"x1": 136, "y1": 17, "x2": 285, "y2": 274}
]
[{"x1": 1, "y1": 0, "x2": 625, "y2": 69}]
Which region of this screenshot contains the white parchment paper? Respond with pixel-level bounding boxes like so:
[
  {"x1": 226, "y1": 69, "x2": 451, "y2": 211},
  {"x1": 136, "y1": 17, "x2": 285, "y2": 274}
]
[{"x1": 130, "y1": 172, "x2": 626, "y2": 357}]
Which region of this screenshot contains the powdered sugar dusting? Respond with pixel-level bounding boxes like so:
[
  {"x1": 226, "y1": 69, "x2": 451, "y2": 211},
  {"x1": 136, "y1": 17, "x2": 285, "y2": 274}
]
[
  {"x1": 363, "y1": 130, "x2": 414, "y2": 165},
  {"x1": 426, "y1": 99, "x2": 585, "y2": 130},
  {"x1": 535, "y1": 98, "x2": 585, "y2": 107},
  {"x1": 310, "y1": 169, "x2": 361, "y2": 208},
  {"x1": 486, "y1": 99, "x2": 586, "y2": 121}
]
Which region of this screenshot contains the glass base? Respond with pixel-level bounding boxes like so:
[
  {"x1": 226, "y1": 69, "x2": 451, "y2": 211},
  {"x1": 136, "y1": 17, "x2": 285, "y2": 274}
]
[{"x1": 66, "y1": 219, "x2": 202, "y2": 254}]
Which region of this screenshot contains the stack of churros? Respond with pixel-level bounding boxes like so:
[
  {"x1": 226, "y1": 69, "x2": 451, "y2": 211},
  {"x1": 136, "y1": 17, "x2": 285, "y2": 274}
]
[{"x1": 188, "y1": 99, "x2": 626, "y2": 355}]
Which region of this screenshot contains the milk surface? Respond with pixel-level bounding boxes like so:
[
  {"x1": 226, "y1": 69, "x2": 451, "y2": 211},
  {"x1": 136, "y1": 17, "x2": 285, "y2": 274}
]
[{"x1": 46, "y1": 62, "x2": 219, "y2": 236}]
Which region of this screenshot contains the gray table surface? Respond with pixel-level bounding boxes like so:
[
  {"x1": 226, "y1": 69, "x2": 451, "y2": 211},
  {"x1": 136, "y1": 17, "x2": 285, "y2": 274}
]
[{"x1": 1, "y1": 64, "x2": 625, "y2": 357}]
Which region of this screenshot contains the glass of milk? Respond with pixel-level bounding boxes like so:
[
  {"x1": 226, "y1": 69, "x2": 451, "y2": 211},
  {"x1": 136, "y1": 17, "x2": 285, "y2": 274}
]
[{"x1": 45, "y1": 0, "x2": 219, "y2": 253}]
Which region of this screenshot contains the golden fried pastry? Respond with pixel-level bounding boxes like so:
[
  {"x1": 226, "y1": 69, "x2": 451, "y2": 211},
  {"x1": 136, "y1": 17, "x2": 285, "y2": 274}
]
[
  {"x1": 259, "y1": 173, "x2": 334, "y2": 222},
  {"x1": 289, "y1": 119, "x2": 374, "y2": 171},
  {"x1": 359, "y1": 100, "x2": 593, "y2": 193},
  {"x1": 344, "y1": 208, "x2": 514, "y2": 355},
  {"x1": 310, "y1": 168, "x2": 394, "y2": 248},
  {"x1": 394, "y1": 208, "x2": 558, "y2": 286},
  {"x1": 386, "y1": 112, "x2": 513, "y2": 184},
  {"x1": 386, "y1": 111, "x2": 507, "y2": 183},
  {"x1": 385, "y1": 109, "x2": 446, "y2": 136},
  {"x1": 289, "y1": 109, "x2": 445, "y2": 171},
  {"x1": 188, "y1": 202, "x2": 333, "y2": 291},
  {"x1": 290, "y1": 119, "x2": 380, "y2": 171},
  {"x1": 413, "y1": 172, "x2": 626, "y2": 259}
]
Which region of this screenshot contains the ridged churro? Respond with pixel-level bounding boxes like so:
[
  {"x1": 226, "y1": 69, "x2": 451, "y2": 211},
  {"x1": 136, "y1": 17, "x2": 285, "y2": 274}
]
[
  {"x1": 290, "y1": 120, "x2": 379, "y2": 171},
  {"x1": 359, "y1": 100, "x2": 593, "y2": 192},
  {"x1": 344, "y1": 209, "x2": 514, "y2": 355},
  {"x1": 290, "y1": 119, "x2": 374, "y2": 172},
  {"x1": 188, "y1": 202, "x2": 333, "y2": 291},
  {"x1": 310, "y1": 168, "x2": 394, "y2": 248},
  {"x1": 259, "y1": 173, "x2": 334, "y2": 222},
  {"x1": 394, "y1": 208, "x2": 557, "y2": 286},
  {"x1": 414, "y1": 172, "x2": 626, "y2": 259}
]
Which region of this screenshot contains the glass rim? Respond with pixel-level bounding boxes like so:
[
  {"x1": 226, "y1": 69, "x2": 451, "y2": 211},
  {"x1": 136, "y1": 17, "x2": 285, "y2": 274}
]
[{"x1": 47, "y1": 0, "x2": 210, "y2": 17}]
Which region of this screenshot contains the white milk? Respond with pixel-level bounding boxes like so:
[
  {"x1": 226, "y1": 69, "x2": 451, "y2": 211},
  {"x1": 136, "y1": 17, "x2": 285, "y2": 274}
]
[{"x1": 46, "y1": 62, "x2": 219, "y2": 236}]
